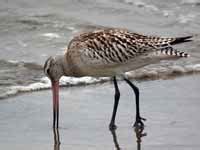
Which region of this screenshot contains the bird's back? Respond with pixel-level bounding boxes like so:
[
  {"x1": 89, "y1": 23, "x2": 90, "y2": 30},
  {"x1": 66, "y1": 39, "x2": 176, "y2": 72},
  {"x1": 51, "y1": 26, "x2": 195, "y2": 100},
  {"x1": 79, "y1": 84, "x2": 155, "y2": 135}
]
[{"x1": 65, "y1": 28, "x2": 192, "y2": 77}]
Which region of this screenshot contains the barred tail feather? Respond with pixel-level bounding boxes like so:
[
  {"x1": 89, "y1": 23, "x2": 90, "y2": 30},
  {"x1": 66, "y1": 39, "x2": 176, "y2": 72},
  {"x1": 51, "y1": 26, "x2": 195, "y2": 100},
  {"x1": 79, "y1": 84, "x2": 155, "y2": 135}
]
[{"x1": 160, "y1": 47, "x2": 190, "y2": 57}]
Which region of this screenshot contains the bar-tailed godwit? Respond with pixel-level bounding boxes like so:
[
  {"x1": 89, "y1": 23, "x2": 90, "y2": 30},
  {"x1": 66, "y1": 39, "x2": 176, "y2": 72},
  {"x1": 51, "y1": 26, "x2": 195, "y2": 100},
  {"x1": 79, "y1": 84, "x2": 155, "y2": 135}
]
[{"x1": 44, "y1": 28, "x2": 193, "y2": 130}]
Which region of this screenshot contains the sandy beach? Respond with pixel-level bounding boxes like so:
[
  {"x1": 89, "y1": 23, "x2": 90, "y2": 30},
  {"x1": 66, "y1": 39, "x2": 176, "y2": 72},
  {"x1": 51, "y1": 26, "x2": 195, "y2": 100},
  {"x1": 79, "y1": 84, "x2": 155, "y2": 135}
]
[{"x1": 0, "y1": 74, "x2": 199, "y2": 150}]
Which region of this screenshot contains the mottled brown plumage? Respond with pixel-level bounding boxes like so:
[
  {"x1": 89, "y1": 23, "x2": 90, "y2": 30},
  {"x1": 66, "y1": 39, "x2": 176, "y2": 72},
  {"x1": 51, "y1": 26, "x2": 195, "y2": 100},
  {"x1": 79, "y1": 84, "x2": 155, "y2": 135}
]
[
  {"x1": 68, "y1": 28, "x2": 190, "y2": 64},
  {"x1": 61, "y1": 28, "x2": 192, "y2": 77}
]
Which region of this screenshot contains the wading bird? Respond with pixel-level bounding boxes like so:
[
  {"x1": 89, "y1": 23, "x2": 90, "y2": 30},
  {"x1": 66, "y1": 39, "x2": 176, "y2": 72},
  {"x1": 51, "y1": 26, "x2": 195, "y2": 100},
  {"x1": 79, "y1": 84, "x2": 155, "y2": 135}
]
[{"x1": 44, "y1": 28, "x2": 192, "y2": 130}]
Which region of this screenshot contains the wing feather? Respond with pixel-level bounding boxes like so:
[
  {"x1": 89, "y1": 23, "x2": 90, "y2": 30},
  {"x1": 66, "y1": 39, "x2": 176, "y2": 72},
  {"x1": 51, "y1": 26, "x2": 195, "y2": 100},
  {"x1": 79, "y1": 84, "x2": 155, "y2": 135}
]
[{"x1": 67, "y1": 28, "x2": 191, "y2": 67}]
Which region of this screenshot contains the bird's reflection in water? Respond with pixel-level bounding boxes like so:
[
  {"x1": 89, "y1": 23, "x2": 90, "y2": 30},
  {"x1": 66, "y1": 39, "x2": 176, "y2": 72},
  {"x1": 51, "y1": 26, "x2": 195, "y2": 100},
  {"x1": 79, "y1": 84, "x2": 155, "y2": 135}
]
[
  {"x1": 53, "y1": 128, "x2": 61, "y2": 150},
  {"x1": 135, "y1": 126, "x2": 147, "y2": 150},
  {"x1": 110, "y1": 126, "x2": 147, "y2": 150},
  {"x1": 52, "y1": 126, "x2": 146, "y2": 150},
  {"x1": 110, "y1": 129, "x2": 121, "y2": 150}
]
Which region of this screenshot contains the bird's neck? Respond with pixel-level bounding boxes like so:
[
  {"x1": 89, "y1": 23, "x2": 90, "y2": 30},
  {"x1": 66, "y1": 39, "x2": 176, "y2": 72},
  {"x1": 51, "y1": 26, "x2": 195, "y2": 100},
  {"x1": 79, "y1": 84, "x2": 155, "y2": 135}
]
[{"x1": 54, "y1": 55, "x2": 73, "y2": 77}]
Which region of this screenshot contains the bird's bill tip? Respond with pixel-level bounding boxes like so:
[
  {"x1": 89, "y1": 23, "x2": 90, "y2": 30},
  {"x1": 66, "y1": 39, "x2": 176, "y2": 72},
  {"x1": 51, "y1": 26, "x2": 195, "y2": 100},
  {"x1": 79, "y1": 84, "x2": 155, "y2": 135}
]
[{"x1": 51, "y1": 80, "x2": 59, "y2": 128}]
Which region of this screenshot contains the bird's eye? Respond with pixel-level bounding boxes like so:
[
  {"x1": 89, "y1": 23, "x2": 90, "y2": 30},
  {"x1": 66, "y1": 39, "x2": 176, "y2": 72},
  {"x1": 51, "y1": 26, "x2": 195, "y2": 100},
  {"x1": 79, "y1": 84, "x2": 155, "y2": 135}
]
[{"x1": 47, "y1": 68, "x2": 50, "y2": 74}]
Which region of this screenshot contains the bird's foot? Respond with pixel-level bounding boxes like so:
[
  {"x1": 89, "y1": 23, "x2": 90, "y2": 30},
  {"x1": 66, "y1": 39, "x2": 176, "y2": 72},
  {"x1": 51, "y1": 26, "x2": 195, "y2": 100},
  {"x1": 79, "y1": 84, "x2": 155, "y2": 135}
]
[
  {"x1": 109, "y1": 123, "x2": 117, "y2": 131},
  {"x1": 133, "y1": 116, "x2": 146, "y2": 129}
]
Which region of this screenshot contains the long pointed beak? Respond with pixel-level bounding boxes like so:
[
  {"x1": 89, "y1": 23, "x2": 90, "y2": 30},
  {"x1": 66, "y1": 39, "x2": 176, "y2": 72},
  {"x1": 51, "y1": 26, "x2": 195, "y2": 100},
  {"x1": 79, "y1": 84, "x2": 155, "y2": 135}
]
[{"x1": 51, "y1": 80, "x2": 59, "y2": 128}]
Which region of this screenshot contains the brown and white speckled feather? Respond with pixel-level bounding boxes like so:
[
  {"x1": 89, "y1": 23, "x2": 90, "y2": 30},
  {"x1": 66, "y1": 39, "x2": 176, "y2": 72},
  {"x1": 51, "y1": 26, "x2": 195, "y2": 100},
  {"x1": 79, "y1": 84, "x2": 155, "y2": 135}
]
[
  {"x1": 64, "y1": 28, "x2": 192, "y2": 76},
  {"x1": 67, "y1": 28, "x2": 191, "y2": 62}
]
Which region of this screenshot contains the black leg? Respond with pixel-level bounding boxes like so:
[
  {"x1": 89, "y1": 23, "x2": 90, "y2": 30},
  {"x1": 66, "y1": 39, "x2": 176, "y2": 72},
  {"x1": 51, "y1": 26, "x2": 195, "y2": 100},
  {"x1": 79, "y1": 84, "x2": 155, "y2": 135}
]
[
  {"x1": 109, "y1": 76, "x2": 120, "y2": 130},
  {"x1": 124, "y1": 78, "x2": 146, "y2": 128}
]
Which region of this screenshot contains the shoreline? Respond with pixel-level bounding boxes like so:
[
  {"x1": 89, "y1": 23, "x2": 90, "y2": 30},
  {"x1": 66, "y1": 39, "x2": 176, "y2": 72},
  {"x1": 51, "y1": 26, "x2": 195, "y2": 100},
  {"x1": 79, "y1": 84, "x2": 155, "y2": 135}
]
[
  {"x1": 1, "y1": 71, "x2": 200, "y2": 101},
  {"x1": 0, "y1": 74, "x2": 199, "y2": 150}
]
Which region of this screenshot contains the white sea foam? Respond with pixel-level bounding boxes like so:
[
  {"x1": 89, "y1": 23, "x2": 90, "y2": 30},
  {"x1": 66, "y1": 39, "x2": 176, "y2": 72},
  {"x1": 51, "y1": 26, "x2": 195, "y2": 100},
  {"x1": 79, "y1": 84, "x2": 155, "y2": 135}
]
[
  {"x1": 7, "y1": 60, "x2": 19, "y2": 64},
  {"x1": 41, "y1": 33, "x2": 61, "y2": 39},
  {"x1": 0, "y1": 64, "x2": 200, "y2": 99},
  {"x1": 12, "y1": 76, "x2": 109, "y2": 92},
  {"x1": 0, "y1": 76, "x2": 110, "y2": 99},
  {"x1": 59, "y1": 76, "x2": 109, "y2": 86}
]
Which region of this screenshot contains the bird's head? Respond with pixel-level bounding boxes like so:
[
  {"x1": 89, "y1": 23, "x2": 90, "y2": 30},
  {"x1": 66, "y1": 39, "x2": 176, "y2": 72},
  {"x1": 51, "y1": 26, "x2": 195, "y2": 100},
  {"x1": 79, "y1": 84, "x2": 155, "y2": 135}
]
[
  {"x1": 44, "y1": 56, "x2": 65, "y2": 128},
  {"x1": 44, "y1": 56, "x2": 64, "y2": 82}
]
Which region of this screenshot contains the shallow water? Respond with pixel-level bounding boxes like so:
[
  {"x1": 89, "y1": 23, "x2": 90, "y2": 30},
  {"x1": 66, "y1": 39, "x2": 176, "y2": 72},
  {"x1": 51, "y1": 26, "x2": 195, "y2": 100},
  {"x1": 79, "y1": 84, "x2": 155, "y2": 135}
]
[
  {"x1": 1, "y1": 1, "x2": 200, "y2": 149},
  {"x1": 0, "y1": 75, "x2": 199, "y2": 150},
  {"x1": 0, "y1": 0, "x2": 200, "y2": 99}
]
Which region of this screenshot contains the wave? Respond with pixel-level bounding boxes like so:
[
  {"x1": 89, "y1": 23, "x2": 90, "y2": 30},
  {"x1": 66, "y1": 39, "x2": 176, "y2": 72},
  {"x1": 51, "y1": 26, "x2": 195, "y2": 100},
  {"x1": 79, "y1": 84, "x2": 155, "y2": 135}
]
[
  {"x1": 181, "y1": 0, "x2": 200, "y2": 6},
  {"x1": 178, "y1": 13, "x2": 196, "y2": 24},
  {"x1": 123, "y1": 0, "x2": 159, "y2": 11},
  {"x1": 0, "y1": 77, "x2": 109, "y2": 99},
  {"x1": 126, "y1": 63, "x2": 200, "y2": 80},
  {"x1": 1, "y1": 63, "x2": 200, "y2": 100},
  {"x1": 16, "y1": 18, "x2": 45, "y2": 26},
  {"x1": 41, "y1": 33, "x2": 61, "y2": 39},
  {"x1": 40, "y1": 26, "x2": 78, "y2": 39}
]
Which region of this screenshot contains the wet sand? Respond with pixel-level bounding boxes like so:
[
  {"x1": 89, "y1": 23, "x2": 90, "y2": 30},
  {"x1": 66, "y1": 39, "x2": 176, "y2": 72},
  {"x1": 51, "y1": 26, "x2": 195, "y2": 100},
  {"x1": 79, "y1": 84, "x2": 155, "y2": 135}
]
[{"x1": 0, "y1": 74, "x2": 200, "y2": 150}]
